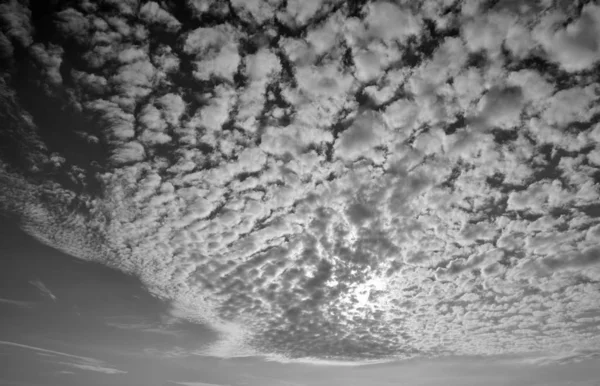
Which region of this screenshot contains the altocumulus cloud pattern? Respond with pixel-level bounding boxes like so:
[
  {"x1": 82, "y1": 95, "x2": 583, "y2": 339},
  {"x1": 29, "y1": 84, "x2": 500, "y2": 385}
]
[{"x1": 1, "y1": 0, "x2": 600, "y2": 363}]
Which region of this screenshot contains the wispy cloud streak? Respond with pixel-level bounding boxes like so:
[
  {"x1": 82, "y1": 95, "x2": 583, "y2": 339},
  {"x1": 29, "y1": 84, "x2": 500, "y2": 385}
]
[
  {"x1": 28, "y1": 280, "x2": 56, "y2": 302},
  {"x1": 0, "y1": 341, "x2": 126, "y2": 375},
  {"x1": 0, "y1": 298, "x2": 33, "y2": 308}
]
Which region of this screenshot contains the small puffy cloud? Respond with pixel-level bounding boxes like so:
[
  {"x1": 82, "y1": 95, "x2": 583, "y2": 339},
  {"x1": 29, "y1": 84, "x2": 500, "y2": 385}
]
[
  {"x1": 183, "y1": 24, "x2": 240, "y2": 81},
  {"x1": 186, "y1": 0, "x2": 230, "y2": 19},
  {"x1": 236, "y1": 48, "x2": 281, "y2": 132},
  {"x1": 139, "y1": 2, "x2": 181, "y2": 31},
  {"x1": 29, "y1": 43, "x2": 64, "y2": 86},
  {"x1": 506, "y1": 180, "x2": 570, "y2": 214},
  {"x1": 505, "y1": 22, "x2": 536, "y2": 59},
  {"x1": 230, "y1": 0, "x2": 279, "y2": 24},
  {"x1": 53, "y1": 8, "x2": 89, "y2": 43},
  {"x1": 541, "y1": 85, "x2": 599, "y2": 128},
  {"x1": 474, "y1": 86, "x2": 524, "y2": 129},
  {"x1": 334, "y1": 111, "x2": 391, "y2": 162},
  {"x1": 534, "y1": 3, "x2": 600, "y2": 72},
  {"x1": 244, "y1": 48, "x2": 280, "y2": 82},
  {"x1": 462, "y1": 11, "x2": 515, "y2": 56},
  {"x1": 110, "y1": 141, "x2": 146, "y2": 164},
  {"x1": 191, "y1": 84, "x2": 236, "y2": 133},
  {"x1": 507, "y1": 70, "x2": 554, "y2": 108},
  {"x1": 0, "y1": 0, "x2": 33, "y2": 47},
  {"x1": 152, "y1": 44, "x2": 180, "y2": 73},
  {"x1": 280, "y1": 0, "x2": 323, "y2": 27},
  {"x1": 363, "y1": 2, "x2": 422, "y2": 43}
]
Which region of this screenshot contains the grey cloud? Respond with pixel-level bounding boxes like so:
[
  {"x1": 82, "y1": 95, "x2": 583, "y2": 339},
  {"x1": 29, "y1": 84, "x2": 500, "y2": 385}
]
[
  {"x1": 183, "y1": 24, "x2": 240, "y2": 82},
  {"x1": 0, "y1": 30, "x2": 14, "y2": 61},
  {"x1": 54, "y1": 8, "x2": 89, "y2": 43},
  {"x1": 29, "y1": 43, "x2": 64, "y2": 86},
  {"x1": 0, "y1": 297, "x2": 34, "y2": 308},
  {"x1": 170, "y1": 381, "x2": 230, "y2": 386},
  {"x1": 473, "y1": 86, "x2": 524, "y2": 130},
  {"x1": 29, "y1": 279, "x2": 57, "y2": 301},
  {"x1": 534, "y1": 3, "x2": 600, "y2": 72},
  {"x1": 279, "y1": 0, "x2": 326, "y2": 28},
  {"x1": 0, "y1": 341, "x2": 126, "y2": 375},
  {"x1": 333, "y1": 111, "x2": 391, "y2": 162},
  {"x1": 0, "y1": 0, "x2": 33, "y2": 47},
  {"x1": 230, "y1": 0, "x2": 277, "y2": 25},
  {"x1": 542, "y1": 247, "x2": 600, "y2": 271},
  {"x1": 139, "y1": 2, "x2": 181, "y2": 32},
  {"x1": 110, "y1": 141, "x2": 146, "y2": 164},
  {"x1": 57, "y1": 362, "x2": 127, "y2": 374}
]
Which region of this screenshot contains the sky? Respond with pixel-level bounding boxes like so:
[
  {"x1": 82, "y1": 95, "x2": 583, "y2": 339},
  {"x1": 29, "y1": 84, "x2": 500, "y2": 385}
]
[{"x1": 1, "y1": 0, "x2": 600, "y2": 385}]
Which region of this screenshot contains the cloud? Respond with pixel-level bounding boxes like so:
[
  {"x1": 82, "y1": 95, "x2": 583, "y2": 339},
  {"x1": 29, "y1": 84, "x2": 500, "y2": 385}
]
[
  {"x1": 56, "y1": 370, "x2": 76, "y2": 375},
  {"x1": 58, "y1": 362, "x2": 127, "y2": 374},
  {"x1": 183, "y1": 24, "x2": 240, "y2": 82},
  {"x1": 0, "y1": 298, "x2": 33, "y2": 308},
  {"x1": 110, "y1": 141, "x2": 146, "y2": 164},
  {"x1": 0, "y1": 0, "x2": 33, "y2": 47},
  {"x1": 1, "y1": 0, "x2": 600, "y2": 367},
  {"x1": 29, "y1": 280, "x2": 57, "y2": 302},
  {"x1": 230, "y1": 0, "x2": 276, "y2": 25},
  {"x1": 57, "y1": 362, "x2": 127, "y2": 375},
  {"x1": 169, "y1": 381, "x2": 230, "y2": 386},
  {"x1": 520, "y1": 349, "x2": 600, "y2": 366},
  {"x1": 279, "y1": 0, "x2": 324, "y2": 27},
  {"x1": 363, "y1": 2, "x2": 422, "y2": 43},
  {"x1": 0, "y1": 341, "x2": 126, "y2": 374},
  {"x1": 139, "y1": 2, "x2": 181, "y2": 32},
  {"x1": 105, "y1": 315, "x2": 181, "y2": 336},
  {"x1": 534, "y1": 3, "x2": 600, "y2": 72},
  {"x1": 333, "y1": 110, "x2": 391, "y2": 162}
]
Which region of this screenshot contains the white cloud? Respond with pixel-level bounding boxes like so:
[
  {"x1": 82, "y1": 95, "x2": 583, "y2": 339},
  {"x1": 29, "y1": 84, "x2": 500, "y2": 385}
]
[
  {"x1": 139, "y1": 2, "x2": 181, "y2": 31},
  {"x1": 231, "y1": 0, "x2": 278, "y2": 25},
  {"x1": 334, "y1": 110, "x2": 391, "y2": 162},
  {"x1": 110, "y1": 141, "x2": 146, "y2": 164},
  {"x1": 279, "y1": 0, "x2": 324, "y2": 27},
  {"x1": 541, "y1": 85, "x2": 599, "y2": 128},
  {"x1": 183, "y1": 24, "x2": 240, "y2": 82},
  {"x1": 236, "y1": 48, "x2": 281, "y2": 132},
  {"x1": 462, "y1": 11, "x2": 515, "y2": 57},
  {"x1": 534, "y1": 3, "x2": 600, "y2": 72},
  {"x1": 363, "y1": 2, "x2": 421, "y2": 43}
]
